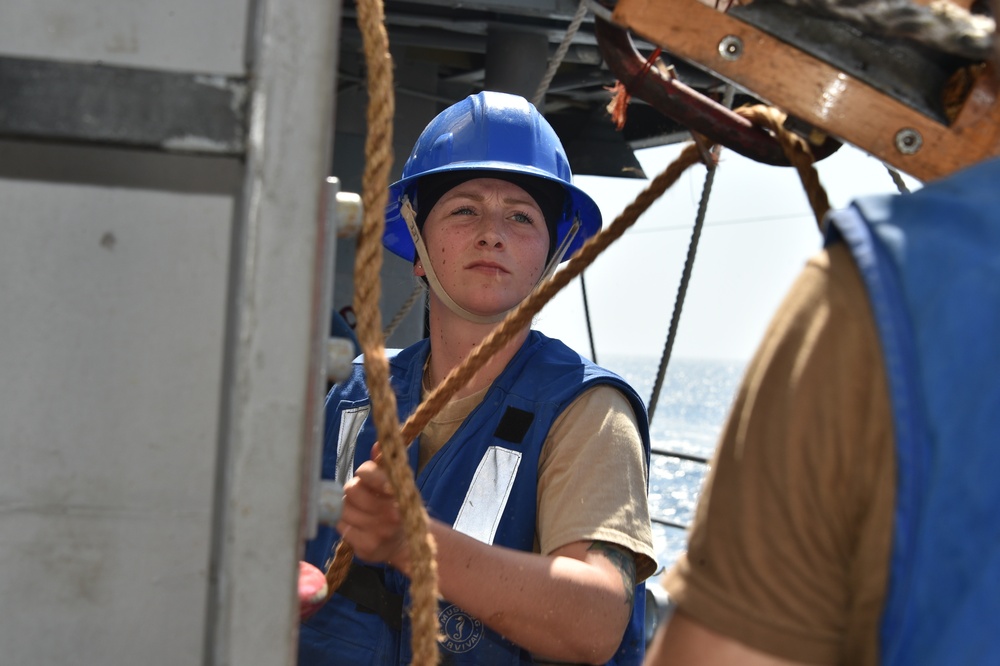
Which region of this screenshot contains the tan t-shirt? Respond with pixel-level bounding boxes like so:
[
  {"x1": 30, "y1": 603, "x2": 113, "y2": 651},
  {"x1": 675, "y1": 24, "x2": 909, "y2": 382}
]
[
  {"x1": 420, "y1": 382, "x2": 657, "y2": 582},
  {"x1": 664, "y1": 243, "x2": 896, "y2": 664}
]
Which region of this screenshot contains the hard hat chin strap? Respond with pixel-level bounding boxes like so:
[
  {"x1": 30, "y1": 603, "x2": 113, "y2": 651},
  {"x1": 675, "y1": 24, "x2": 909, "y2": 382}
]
[
  {"x1": 538, "y1": 216, "x2": 580, "y2": 283},
  {"x1": 401, "y1": 197, "x2": 580, "y2": 326}
]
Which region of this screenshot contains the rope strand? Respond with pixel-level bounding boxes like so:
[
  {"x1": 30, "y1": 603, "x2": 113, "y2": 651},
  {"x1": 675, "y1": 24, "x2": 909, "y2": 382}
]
[
  {"x1": 648, "y1": 149, "x2": 718, "y2": 420},
  {"x1": 329, "y1": 0, "x2": 440, "y2": 663},
  {"x1": 532, "y1": 0, "x2": 590, "y2": 108},
  {"x1": 736, "y1": 105, "x2": 830, "y2": 228}
]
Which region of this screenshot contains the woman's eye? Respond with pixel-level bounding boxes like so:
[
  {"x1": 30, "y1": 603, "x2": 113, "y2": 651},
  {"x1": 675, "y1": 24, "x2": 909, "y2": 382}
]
[
  {"x1": 511, "y1": 211, "x2": 535, "y2": 224},
  {"x1": 451, "y1": 206, "x2": 476, "y2": 216}
]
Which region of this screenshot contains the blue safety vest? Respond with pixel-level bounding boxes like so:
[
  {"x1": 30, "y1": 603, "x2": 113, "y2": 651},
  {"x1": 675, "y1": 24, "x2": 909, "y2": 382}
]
[
  {"x1": 300, "y1": 330, "x2": 652, "y2": 665},
  {"x1": 826, "y1": 157, "x2": 1000, "y2": 665}
]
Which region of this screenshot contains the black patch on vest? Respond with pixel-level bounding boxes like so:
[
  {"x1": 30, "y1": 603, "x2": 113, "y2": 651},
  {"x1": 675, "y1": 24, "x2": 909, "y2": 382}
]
[
  {"x1": 337, "y1": 563, "x2": 404, "y2": 631},
  {"x1": 493, "y1": 407, "x2": 534, "y2": 444}
]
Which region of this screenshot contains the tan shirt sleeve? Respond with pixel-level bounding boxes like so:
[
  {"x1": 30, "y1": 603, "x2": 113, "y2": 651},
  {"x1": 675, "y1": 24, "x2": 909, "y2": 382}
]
[
  {"x1": 537, "y1": 385, "x2": 658, "y2": 583},
  {"x1": 663, "y1": 244, "x2": 895, "y2": 665}
]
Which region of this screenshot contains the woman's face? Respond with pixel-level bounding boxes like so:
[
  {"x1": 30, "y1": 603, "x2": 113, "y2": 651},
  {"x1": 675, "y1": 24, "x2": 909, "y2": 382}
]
[{"x1": 417, "y1": 177, "x2": 551, "y2": 317}]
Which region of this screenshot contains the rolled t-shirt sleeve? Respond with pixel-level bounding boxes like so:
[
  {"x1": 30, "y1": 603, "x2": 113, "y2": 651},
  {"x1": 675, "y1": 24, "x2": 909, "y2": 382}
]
[
  {"x1": 664, "y1": 245, "x2": 894, "y2": 665},
  {"x1": 537, "y1": 385, "x2": 658, "y2": 583}
]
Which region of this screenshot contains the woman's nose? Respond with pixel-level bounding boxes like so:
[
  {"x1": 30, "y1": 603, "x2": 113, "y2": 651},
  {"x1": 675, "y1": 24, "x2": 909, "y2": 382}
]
[{"x1": 476, "y1": 211, "x2": 505, "y2": 248}]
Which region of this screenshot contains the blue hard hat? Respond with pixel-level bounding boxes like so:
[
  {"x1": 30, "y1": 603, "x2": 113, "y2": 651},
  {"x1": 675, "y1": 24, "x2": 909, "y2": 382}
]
[{"x1": 383, "y1": 91, "x2": 602, "y2": 262}]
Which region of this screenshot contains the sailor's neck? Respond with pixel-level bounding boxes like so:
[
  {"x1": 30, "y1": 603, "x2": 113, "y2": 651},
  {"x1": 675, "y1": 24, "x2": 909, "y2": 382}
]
[{"x1": 423, "y1": 324, "x2": 529, "y2": 400}]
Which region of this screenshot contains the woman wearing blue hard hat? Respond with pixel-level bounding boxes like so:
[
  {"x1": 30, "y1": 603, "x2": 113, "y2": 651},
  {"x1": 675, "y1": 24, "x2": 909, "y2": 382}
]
[{"x1": 300, "y1": 91, "x2": 656, "y2": 665}]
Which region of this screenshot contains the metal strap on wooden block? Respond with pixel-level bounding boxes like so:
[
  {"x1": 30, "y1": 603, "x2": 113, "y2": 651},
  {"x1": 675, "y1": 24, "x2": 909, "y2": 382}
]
[{"x1": 611, "y1": 0, "x2": 1000, "y2": 181}]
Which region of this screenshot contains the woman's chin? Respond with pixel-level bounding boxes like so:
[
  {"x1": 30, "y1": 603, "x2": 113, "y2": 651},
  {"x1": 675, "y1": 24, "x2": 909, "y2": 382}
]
[{"x1": 463, "y1": 300, "x2": 518, "y2": 319}]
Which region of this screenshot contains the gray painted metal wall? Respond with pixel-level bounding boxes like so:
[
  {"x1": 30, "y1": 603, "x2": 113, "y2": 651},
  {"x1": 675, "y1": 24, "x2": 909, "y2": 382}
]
[{"x1": 0, "y1": 1, "x2": 340, "y2": 663}]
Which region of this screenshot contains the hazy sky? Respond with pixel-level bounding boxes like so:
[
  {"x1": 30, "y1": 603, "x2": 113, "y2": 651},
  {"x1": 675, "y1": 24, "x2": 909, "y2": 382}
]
[{"x1": 533, "y1": 142, "x2": 922, "y2": 363}]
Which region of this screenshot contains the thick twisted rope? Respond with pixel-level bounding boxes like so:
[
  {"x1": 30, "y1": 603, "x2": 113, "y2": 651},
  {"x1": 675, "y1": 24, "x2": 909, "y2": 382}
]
[
  {"x1": 648, "y1": 105, "x2": 830, "y2": 420},
  {"x1": 324, "y1": 0, "x2": 440, "y2": 663},
  {"x1": 736, "y1": 105, "x2": 830, "y2": 227}
]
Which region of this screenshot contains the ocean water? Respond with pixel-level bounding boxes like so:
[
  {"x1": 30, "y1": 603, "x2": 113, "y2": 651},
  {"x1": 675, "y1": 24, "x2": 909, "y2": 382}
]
[{"x1": 599, "y1": 354, "x2": 747, "y2": 578}]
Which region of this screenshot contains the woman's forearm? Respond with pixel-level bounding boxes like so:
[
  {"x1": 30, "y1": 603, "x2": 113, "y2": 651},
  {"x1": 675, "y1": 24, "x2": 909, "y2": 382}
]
[{"x1": 398, "y1": 519, "x2": 633, "y2": 664}]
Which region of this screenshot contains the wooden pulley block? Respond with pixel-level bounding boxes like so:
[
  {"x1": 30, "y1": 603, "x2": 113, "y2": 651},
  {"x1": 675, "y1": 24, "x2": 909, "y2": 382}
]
[{"x1": 611, "y1": 0, "x2": 1000, "y2": 181}]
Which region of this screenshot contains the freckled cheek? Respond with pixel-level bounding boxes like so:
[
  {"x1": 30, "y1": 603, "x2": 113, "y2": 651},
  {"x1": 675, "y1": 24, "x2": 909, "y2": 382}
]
[
  {"x1": 525, "y1": 260, "x2": 539, "y2": 276},
  {"x1": 531, "y1": 249, "x2": 548, "y2": 279}
]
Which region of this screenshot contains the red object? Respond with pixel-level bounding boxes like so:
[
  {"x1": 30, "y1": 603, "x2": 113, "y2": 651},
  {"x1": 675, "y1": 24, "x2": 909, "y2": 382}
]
[
  {"x1": 298, "y1": 561, "x2": 329, "y2": 621},
  {"x1": 594, "y1": 16, "x2": 840, "y2": 166}
]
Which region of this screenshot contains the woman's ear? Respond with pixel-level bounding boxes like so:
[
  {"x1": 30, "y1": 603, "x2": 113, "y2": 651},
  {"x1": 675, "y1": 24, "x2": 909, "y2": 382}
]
[{"x1": 414, "y1": 260, "x2": 425, "y2": 278}]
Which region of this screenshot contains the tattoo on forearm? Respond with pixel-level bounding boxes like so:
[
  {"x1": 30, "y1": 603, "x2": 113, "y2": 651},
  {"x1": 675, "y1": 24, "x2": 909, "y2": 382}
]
[{"x1": 588, "y1": 541, "x2": 637, "y2": 607}]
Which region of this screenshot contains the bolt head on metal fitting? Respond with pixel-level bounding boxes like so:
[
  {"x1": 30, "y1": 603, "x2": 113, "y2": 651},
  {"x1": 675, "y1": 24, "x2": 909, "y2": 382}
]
[
  {"x1": 719, "y1": 36, "x2": 744, "y2": 61},
  {"x1": 894, "y1": 128, "x2": 923, "y2": 155}
]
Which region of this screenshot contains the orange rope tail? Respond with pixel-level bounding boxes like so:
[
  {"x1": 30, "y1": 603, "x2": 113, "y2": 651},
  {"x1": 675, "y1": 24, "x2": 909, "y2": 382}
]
[{"x1": 607, "y1": 47, "x2": 662, "y2": 129}]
